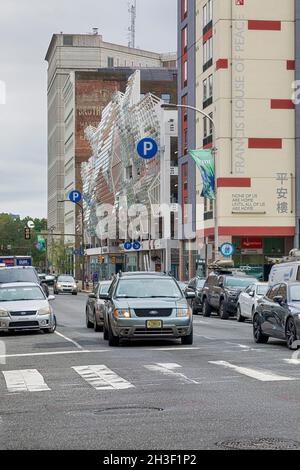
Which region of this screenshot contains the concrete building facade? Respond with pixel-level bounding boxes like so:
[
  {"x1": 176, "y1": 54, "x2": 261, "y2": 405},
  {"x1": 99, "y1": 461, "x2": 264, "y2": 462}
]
[
  {"x1": 45, "y1": 32, "x2": 176, "y2": 235},
  {"x1": 178, "y1": 0, "x2": 297, "y2": 280}
]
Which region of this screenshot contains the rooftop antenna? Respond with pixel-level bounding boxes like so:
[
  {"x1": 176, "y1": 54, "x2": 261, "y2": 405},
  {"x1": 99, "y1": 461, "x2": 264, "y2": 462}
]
[{"x1": 128, "y1": 0, "x2": 137, "y2": 48}]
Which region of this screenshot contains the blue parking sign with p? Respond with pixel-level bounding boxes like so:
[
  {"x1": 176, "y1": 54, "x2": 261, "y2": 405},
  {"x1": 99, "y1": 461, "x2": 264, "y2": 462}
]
[
  {"x1": 137, "y1": 138, "x2": 158, "y2": 159},
  {"x1": 69, "y1": 190, "x2": 82, "y2": 203}
]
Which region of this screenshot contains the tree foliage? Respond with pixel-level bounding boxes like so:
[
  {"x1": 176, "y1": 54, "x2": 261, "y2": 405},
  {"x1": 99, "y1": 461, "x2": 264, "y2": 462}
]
[{"x1": 0, "y1": 213, "x2": 47, "y2": 268}]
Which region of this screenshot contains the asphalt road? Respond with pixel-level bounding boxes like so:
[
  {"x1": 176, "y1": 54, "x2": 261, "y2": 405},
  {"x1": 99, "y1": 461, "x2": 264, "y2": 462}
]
[{"x1": 1, "y1": 292, "x2": 300, "y2": 450}]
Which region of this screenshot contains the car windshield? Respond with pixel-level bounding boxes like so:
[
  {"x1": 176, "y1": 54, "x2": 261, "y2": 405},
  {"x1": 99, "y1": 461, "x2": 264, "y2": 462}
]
[
  {"x1": 100, "y1": 283, "x2": 110, "y2": 294},
  {"x1": 197, "y1": 279, "x2": 205, "y2": 288},
  {"x1": 0, "y1": 286, "x2": 45, "y2": 302},
  {"x1": 225, "y1": 277, "x2": 257, "y2": 288},
  {"x1": 0, "y1": 268, "x2": 38, "y2": 284},
  {"x1": 58, "y1": 276, "x2": 74, "y2": 282},
  {"x1": 115, "y1": 278, "x2": 182, "y2": 298},
  {"x1": 290, "y1": 286, "x2": 300, "y2": 301},
  {"x1": 257, "y1": 285, "x2": 268, "y2": 295}
]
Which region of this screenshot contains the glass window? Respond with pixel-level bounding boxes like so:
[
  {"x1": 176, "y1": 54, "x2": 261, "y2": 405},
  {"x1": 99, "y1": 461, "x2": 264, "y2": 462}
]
[
  {"x1": 115, "y1": 278, "x2": 182, "y2": 299},
  {"x1": 267, "y1": 285, "x2": 280, "y2": 301},
  {"x1": 203, "y1": 78, "x2": 208, "y2": 101},
  {"x1": 197, "y1": 279, "x2": 205, "y2": 288},
  {"x1": 290, "y1": 285, "x2": 300, "y2": 302},
  {"x1": 277, "y1": 284, "x2": 287, "y2": 301},
  {"x1": 0, "y1": 286, "x2": 45, "y2": 302},
  {"x1": 99, "y1": 283, "x2": 110, "y2": 294},
  {"x1": 208, "y1": 74, "x2": 213, "y2": 97},
  {"x1": 184, "y1": 60, "x2": 188, "y2": 83},
  {"x1": 57, "y1": 275, "x2": 75, "y2": 282},
  {"x1": 203, "y1": 4, "x2": 207, "y2": 28},
  {"x1": 107, "y1": 57, "x2": 114, "y2": 67},
  {"x1": 256, "y1": 284, "x2": 268, "y2": 296},
  {"x1": 63, "y1": 35, "x2": 73, "y2": 46},
  {"x1": 224, "y1": 277, "x2": 258, "y2": 288},
  {"x1": 0, "y1": 268, "x2": 39, "y2": 284},
  {"x1": 161, "y1": 94, "x2": 171, "y2": 104}
]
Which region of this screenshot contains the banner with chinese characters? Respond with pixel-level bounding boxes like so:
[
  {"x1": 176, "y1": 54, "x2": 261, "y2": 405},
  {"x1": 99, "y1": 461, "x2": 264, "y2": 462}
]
[{"x1": 189, "y1": 149, "x2": 215, "y2": 200}]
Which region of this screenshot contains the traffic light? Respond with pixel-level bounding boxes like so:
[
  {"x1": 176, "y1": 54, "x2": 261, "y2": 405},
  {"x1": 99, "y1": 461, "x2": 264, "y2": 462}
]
[
  {"x1": 24, "y1": 228, "x2": 31, "y2": 240},
  {"x1": 98, "y1": 255, "x2": 105, "y2": 264}
]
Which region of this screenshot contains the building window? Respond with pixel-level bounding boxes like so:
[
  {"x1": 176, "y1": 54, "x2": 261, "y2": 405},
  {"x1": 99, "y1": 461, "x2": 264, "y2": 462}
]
[
  {"x1": 203, "y1": 112, "x2": 213, "y2": 146},
  {"x1": 161, "y1": 94, "x2": 171, "y2": 104},
  {"x1": 107, "y1": 57, "x2": 114, "y2": 67},
  {"x1": 203, "y1": 37, "x2": 213, "y2": 71},
  {"x1": 203, "y1": 74, "x2": 213, "y2": 108},
  {"x1": 203, "y1": 0, "x2": 212, "y2": 28},
  {"x1": 182, "y1": 26, "x2": 188, "y2": 52},
  {"x1": 63, "y1": 35, "x2": 73, "y2": 46},
  {"x1": 183, "y1": 128, "x2": 188, "y2": 154},
  {"x1": 183, "y1": 60, "x2": 188, "y2": 86}
]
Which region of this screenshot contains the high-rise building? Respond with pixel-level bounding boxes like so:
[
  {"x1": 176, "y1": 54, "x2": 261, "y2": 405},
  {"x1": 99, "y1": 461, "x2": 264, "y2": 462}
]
[
  {"x1": 45, "y1": 32, "x2": 176, "y2": 234},
  {"x1": 178, "y1": 0, "x2": 297, "y2": 280}
]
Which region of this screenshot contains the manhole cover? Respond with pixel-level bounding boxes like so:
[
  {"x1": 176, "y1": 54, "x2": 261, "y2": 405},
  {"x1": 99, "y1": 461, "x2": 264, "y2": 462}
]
[
  {"x1": 94, "y1": 405, "x2": 163, "y2": 415},
  {"x1": 67, "y1": 405, "x2": 163, "y2": 417},
  {"x1": 216, "y1": 438, "x2": 300, "y2": 450}
]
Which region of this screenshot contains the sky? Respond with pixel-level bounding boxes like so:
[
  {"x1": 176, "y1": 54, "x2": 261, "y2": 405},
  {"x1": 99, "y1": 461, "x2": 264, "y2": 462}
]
[{"x1": 0, "y1": 0, "x2": 177, "y2": 219}]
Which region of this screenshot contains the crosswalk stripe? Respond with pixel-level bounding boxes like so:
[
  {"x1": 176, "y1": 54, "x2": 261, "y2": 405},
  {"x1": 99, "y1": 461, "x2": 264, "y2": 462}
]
[
  {"x1": 72, "y1": 365, "x2": 135, "y2": 390},
  {"x1": 144, "y1": 362, "x2": 200, "y2": 384},
  {"x1": 209, "y1": 360, "x2": 296, "y2": 382},
  {"x1": 3, "y1": 369, "x2": 51, "y2": 392}
]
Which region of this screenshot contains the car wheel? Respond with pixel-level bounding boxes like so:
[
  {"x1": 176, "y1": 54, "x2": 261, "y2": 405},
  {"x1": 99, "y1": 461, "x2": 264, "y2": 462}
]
[
  {"x1": 286, "y1": 317, "x2": 299, "y2": 350},
  {"x1": 72, "y1": 292, "x2": 77, "y2": 296},
  {"x1": 192, "y1": 301, "x2": 198, "y2": 315},
  {"x1": 253, "y1": 314, "x2": 269, "y2": 344},
  {"x1": 86, "y1": 310, "x2": 93, "y2": 329},
  {"x1": 181, "y1": 328, "x2": 193, "y2": 345},
  {"x1": 202, "y1": 298, "x2": 211, "y2": 317},
  {"x1": 108, "y1": 322, "x2": 119, "y2": 347},
  {"x1": 94, "y1": 313, "x2": 103, "y2": 332},
  {"x1": 43, "y1": 316, "x2": 56, "y2": 334},
  {"x1": 103, "y1": 324, "x2": 109, "y2": 340},
  {"x1": 236, "y1": 304, "x2": 245, "y2": 323},
  {"x1": 219, "y1": 300, "x2": 229, "y2": 320}
]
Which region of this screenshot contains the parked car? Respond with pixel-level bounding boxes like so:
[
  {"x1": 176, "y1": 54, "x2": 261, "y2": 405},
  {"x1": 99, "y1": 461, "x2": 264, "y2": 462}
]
[
  {"x1": 187, "y1": 277, "x2": 206, "y2": 314},
  {"x1": 253, "y1": 281, "x2": 300, "y2": 349},
  {"x1": 85, "y1": 280, "x2": 111, "y2": 332},
  {"x1": 102, "y1": 271, "x2": 195, "y2": 346},
  {"x1": 39, "y1": 273, "x2": 56, "y2": 286},
  {"x1": 201, "y1": 272, "x2": 258, "y2": 320},
  {"x1": 0, "y1": 282, "x2": 56, "y2": 333},
  {"x1": 54, "y1": 275, "x2": 78, "y2": 295},
  {"x1": 0, "y1": 266, "x2": 50, "y2": 297},
  {"x1": 237, "y1": 282, "x2": 268, "y2": 322}
]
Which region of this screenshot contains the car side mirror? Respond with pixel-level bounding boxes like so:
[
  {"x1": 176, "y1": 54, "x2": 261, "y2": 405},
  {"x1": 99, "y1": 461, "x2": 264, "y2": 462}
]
[
  {"x1": 99, "y1": 293, "x2": 110, "y2": 301},
  {"x1": 185, "y1": 290, "x2": 195, "y2": 299},
  {"x1": 249, "y1": 291, "x2": 254, "y2": 297},
  {"x1": 88, "y1": 293, "x2": 97, "y2": 299},
  {"x1": 48, "y1": 295, "x2": 55, "y2": 301},
  {"x1": 273, "y1": 295, "x2": 284, "y2": 305}
]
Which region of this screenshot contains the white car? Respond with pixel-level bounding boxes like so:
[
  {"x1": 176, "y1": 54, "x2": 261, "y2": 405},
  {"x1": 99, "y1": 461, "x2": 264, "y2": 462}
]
[
  {"x1": 0, "y1": 282, "x2": 56, "y2": 333},
  {"x1": 237, "y1": 282, "x2": 268, "y2": 322}
]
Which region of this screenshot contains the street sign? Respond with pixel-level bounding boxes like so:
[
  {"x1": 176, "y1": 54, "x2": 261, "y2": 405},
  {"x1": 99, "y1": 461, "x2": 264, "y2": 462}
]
[
  {"x1": 69, "y1": 190, "x2": 82, "y2": 204},
  {"x1": 220, "y1": 242, "x2": 235, "y2": 258},
  {"x1": 137, "y1": 138, "x2": 158, "y2": 160},
  {"x1": 27, "y1": 220, "x2": 35, "y2": 229},
  {"x1": 124, "y1": 242, "x2": 132, "y2": 250},
  {"x1": 74, "y1": 248, "x2": 84, "y2": 256},
  {"x1": 133, "y1": 241, "x2": 141, "y2": 250}
]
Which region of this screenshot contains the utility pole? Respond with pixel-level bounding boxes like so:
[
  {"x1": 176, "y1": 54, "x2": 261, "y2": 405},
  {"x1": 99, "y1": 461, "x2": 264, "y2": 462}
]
[{"x1": 128, "y1": 0, "x2": 137, "y2": 48}]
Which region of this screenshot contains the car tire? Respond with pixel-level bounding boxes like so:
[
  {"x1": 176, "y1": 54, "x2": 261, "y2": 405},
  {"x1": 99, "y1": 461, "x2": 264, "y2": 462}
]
[
  {"x1": 236, "y1": 304, "x2": 245, "y2": 323},
  {"x1": 286, "y1": 317, "x2": 299, "y2": 350},
  {"x1": 253, "y1": 314, "x2": 269, "y2": 344},
  {"x1": 202, "y1": 298, "x2": 211, "y2": 317},
  {"x1": 192, "y1": 301, "x2": 198, "y2": 315},
  {"x1": 94, "y1": 313, "x2": 103, "y2": 332},
  {"x1": 103, "y1": 324, "x2": 109, "y2": 340},
  {"x1": 72, "y1": 292, "x2": 77, "y2": 296},
  {"x1": 219, "y1": 300, "x2": 229, "y2": 320},
  {"x1": 181, "y1": 328, "x2": 193, "y2": 345},
  {"x1": 86, "y1": 310, "x2": 93, "y2": 329},
  {"x1": 43, "y1": 316, "x2": 56, "y2": 334},
  {"x1": 108, "y1": 322, "x2": 119, "y2": 347}
]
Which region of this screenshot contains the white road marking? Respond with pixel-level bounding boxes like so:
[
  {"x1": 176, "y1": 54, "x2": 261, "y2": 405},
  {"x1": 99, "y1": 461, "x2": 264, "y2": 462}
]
[
  {"x1": 195, "y1": 334, "x2": 216, "y2": 340},
  {"x1": 284, "y1": 359, "x2": 300, "y2": 365},
  {"x1": 145, "y1": 347, "x2": 201, "y2": 351},
  {"x1": 0, "y1": 349, "x2": 109, "y2": 359},
  {"x1": 144, "y1": 362, "x2": 200, "y2": 384},
  {"x1": 225, "y1": 342, "x2": 264, "y2": 352},
  {"x1": 3, "y1": 369, "x2": 50, "y2": 392},
  {"x1": 72, "y1": 365, "x2": 135, "y2": 390},
  {"x1": 209, "y1": 361, "x2": 296, "y2": 382},
  {"x1": 54, "y1": 330, "x2": 83, "y2": 349}
]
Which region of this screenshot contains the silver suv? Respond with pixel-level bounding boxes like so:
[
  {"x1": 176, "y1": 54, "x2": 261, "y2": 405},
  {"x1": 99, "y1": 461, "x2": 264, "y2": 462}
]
[{"x1": 101, "y1": 272, "x2": 195, "y2": 346}]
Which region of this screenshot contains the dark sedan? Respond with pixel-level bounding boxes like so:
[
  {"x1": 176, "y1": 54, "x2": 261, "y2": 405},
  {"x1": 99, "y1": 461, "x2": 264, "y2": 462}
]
[
  {"x1": 86, "y1": 280, "x2": 111, "y2": 332},
  {"x1": 187, "y1": 277, "x2": 206, "y2": 314},
  {"x1": 253, "y1": 282, "x2": 300, "y2": 350}
]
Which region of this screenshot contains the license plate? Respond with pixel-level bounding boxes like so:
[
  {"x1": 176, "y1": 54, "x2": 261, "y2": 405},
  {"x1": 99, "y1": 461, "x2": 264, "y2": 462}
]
[{"x1": 146, "y1": 320, "x2": 162, "y2": 329}]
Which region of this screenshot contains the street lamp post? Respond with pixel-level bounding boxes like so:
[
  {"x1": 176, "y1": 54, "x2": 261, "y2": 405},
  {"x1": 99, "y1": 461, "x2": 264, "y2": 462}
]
[
  {"x1": 58, "y1": 200, "x2": 85, "y2": 290},
  {"x1": 161, "y1": 103, "x2": 218, "y2": 262}
]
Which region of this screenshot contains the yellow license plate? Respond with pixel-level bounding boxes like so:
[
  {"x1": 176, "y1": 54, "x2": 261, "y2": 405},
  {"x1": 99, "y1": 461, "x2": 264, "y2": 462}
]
[{"x1": 146, "y1": 320, "x2": 162, "y2": 329}]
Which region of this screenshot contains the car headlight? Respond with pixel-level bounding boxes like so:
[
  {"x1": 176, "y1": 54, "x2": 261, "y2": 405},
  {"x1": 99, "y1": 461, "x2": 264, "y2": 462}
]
[
  {"x1": 113, "y1": 309, "x2": 131, "y2": 319},
  {"x1": 39, "y1": 307, "x2": 51, "y2": 316},
  {"x1": 57, "y1": 284, "x2": 62, "y2": 288},
  {"x1": 176, "y1": 308, "x2": 190, "y2": 317},
  {"x1": 73, "y1": 284, "x2": 77, "y2": 288},
  {"x1": 0, "y1": 308, "x2": 9, "y2": 317}
]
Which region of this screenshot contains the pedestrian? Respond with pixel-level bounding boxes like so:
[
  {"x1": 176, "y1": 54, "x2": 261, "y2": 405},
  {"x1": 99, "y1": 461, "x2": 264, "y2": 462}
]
[
  {"x1": 85, "y1": 273, "x2": 89, "y2": 290},
  {"x1": 92, "y1": 272, "x2": 98, "y2": 288}
]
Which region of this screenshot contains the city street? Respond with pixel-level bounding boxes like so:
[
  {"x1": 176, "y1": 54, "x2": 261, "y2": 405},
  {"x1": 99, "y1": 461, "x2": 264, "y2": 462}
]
[{"x1": 1, "y1": 292, "x2": 300, "y2": 450}]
